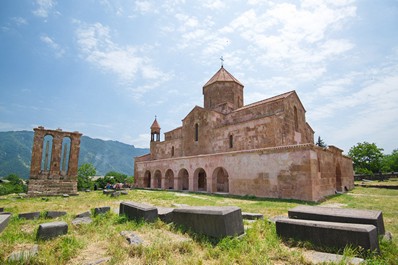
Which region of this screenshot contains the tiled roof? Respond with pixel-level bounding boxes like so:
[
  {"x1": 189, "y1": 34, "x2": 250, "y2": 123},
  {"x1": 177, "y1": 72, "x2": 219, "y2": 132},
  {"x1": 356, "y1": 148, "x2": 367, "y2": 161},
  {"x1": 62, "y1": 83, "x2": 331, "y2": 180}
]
[
  {"x1": 235, "y1": 91, "x2": 296, "y2": 111},
  {"x1": 203, "y1": 66, "x2": 244, "y2": 87},
  {"x1": 150, "y1": 118, "x2": 161, "y2": 130}
]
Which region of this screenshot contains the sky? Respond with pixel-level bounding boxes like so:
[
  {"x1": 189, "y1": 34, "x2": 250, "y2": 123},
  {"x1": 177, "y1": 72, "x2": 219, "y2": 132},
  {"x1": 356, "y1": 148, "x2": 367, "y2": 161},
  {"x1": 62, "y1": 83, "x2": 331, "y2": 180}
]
[{"x1": 0, "y1": 0, "x2": 397, "y2": 154}]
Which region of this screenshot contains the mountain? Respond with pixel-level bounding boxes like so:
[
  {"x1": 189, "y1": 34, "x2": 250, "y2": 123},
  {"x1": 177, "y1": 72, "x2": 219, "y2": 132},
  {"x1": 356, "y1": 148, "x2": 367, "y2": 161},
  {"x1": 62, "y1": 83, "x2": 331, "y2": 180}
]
[{"x1": 0, "y1": 131, "x2": 149, "y2": 178}]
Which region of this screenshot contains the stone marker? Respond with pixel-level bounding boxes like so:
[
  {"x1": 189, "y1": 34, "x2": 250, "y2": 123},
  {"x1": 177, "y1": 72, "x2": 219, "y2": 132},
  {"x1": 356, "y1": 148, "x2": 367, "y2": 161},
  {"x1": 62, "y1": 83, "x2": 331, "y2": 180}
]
[
  {"x1": 172, "y1": 206, "x2": 245, "y2": 239},
  {"x1": 111, "y1": 191, "x2": 121, "y2": 197},
  {"x1": 103, "y1": 189, "x2": 114, "y2": 195},
  {"x1": 121, "y1": 190, "x2": 128, "y2": 195},
  {"x1": 7, "y1": 244, "x2": 39, "y2": 262},
  {"x1": 76, "y1": 211, "x2": 91, "y2": 218},
  {"x1": 242, "y1": 212, "x2": 264, "y2": 220},
  {"x1": 46, "y1": 211, "x2": 67, "y2": 219},
  {"x1": 72, "y1": 217, "x2": 92, "y2": 226},
  {"x1": 276, "y1": 218, "x2": 379, "y2": 251},
  {"x1": 157, "y1": 207, "x2": 174, "y2": 223},
  {"x1": 288, "y1": 205, "x2": 385, "y2": 235},
  {"x1": 94, "y1": 207, "x2": 110, "y2": 216},
  {"x1": 303, "y1": 251, "x2": 364, "y2": 265},
  {"x1": 0, "y1": 213, "x2": 11, "y2": 233},
  {"x1": 37, "y1": 221, "x2": 68, "y2": 240},
  {"x1": 120, "y1": 230, "x2": 143, "y2": 245},
  {"x1": 19, "y1": 212, "x2": 40, "y2": 220},
  {"x1": 119, "y1": 201, "x2": 158, "y2": 222}
]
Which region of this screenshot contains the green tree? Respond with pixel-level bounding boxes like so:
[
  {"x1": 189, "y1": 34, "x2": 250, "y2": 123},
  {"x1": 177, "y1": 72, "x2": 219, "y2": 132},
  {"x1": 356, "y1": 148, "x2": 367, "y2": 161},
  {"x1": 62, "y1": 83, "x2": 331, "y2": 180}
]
[
  {"x1": 0, "y1": 173, "x2": 27, "y2": 195},
  {"x1": 381, "y1": 149, "x2": 398, "y2": 172},
  {"x1": 348, "y1": 142, "x2": 384, "y2": 174},
  {"x1": 105, "y1": 171, "x2": 127, "y2": 183},
  {"x1": 315, "y1": 136, "x2": 327, "y2": 148},
  {"x1": 77, "y1": 163, "x2": 96, "y2": 190}
]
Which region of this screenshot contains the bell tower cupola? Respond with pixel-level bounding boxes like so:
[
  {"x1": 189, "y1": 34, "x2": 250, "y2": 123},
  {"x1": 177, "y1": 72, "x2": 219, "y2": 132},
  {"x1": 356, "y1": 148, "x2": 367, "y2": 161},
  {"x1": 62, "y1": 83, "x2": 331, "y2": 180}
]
[
  {"x1": 150, "y1": 117, "x2": 161, "y2": 142},
  {"x1": 203, "y1": 66, "x2": 244, "y2": 113}
]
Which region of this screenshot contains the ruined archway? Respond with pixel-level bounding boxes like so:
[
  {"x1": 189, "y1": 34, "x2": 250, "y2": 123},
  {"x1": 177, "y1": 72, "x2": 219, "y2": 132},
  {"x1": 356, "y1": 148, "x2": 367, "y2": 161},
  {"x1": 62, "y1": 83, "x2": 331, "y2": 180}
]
[
  {"x1": 144, "y1": 170, "x2": 151, "y2": 188},
  {"x1": 60, "y1": 137, "x2": 71, "y2": 177},
  {"x1": 165, "y1": 169, "x2": 174, "y2": 189},
  {"x1": 336, "y1": 163, "x2": 342, "y2": 192},
  {"x1": 41, "y1": 134, "x2": 53, "y2": 172},
  {"x1": 154, "y1": 170, "x2": 162, "y2": 189},
  {"x1": 212, "y1": 167, "x2": 229, "y2": 193},
  {"x1": 178, "y1": 168, "x2": 189, "y2": 190},
  {"x1": 194, "y1": 168, "x2": 207, "y2": 191}
]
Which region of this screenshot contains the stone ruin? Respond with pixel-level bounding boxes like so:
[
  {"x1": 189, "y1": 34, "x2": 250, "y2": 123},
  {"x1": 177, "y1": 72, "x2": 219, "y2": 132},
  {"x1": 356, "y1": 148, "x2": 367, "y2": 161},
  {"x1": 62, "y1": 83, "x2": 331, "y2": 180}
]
[{"x1": 27, "y1": 126, "x2": 82, "y2": 196}]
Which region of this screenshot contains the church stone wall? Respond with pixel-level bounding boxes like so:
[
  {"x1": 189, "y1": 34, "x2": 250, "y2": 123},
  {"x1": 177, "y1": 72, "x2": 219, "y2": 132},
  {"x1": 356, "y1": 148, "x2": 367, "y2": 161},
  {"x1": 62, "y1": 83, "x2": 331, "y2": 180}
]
[{"x1": 28, "y1": 127, "x2": 82, "y2": 196}]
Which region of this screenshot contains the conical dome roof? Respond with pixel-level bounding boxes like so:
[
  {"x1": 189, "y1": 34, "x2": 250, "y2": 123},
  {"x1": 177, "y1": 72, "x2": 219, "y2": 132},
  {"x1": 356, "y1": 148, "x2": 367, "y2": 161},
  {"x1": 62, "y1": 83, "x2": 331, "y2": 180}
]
[
  {"x1": 203, "y1": 66, "x2": 243, "y2": 87},
  {"x1": 150, "y1": 118, "x2": 161, "y2": 131}
]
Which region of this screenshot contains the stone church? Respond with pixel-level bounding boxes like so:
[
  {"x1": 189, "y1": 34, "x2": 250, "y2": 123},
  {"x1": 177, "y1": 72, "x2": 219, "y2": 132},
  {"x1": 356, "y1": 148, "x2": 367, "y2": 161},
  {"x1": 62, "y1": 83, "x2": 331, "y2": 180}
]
[{"x1": 134, "y1": 66, "x2": 354, "y2": 201}]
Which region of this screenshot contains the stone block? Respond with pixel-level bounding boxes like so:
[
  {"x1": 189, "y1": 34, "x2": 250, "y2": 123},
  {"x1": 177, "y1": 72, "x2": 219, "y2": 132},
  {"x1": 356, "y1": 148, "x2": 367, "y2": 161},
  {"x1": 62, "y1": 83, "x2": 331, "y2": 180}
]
[
  {"x1": 120, "y1": 230, "x2": 143, "y2": 245},
  {"x1": 242, "y1": 212, "x2": 264, "y2": 220},
  {"x1": 37, "y1": 221, "x2": 68, "y2": 240},
  {"x1": 0, "y1": 213, "x2": 11, "y2": 233},
  {"x1": 0, "y1": 207, "x2": 3, "y2": 212},
  {"x1": 7, "y1": 244, "x2": 39, "y2": 262},
  {"x1": 19, "y1": 212, "x2": 41, "y2": 220},
  {"x1": 94, "y1": 207, "x2": 110, "y2": 216},
  {"x1": 72, "y1": 217, "x2": 92, "y2": 226},
  {"x1": 157, "y1": 207, "x2": 174, "y2": 223},
  {"x1": 119, "y1": 201, "x2": 158, "y2": 222},
  {"x1": 288, "y1": 205, "x2": 385, "y2": 235},
  {"x1": 121, "y1": 190, "x2": 128, "y2": 195},
  {"x1": 103, "y1": 189, "x2": 114, "y2": 195},
  {"x1": 276, "y1": 218, "x2": 379, "y2": 251},
  {"x1": 46, "y1": 211, "x2": 67, "y2": 219},
  {"x1": 172, "y1": 206, "x2": 244, "y2": 239},
  {"x1": 76, "y1": 211, "x2": 91, "y2": 218},
  {"x1": 111, "y1": 191, "x2": 121, "y2": 197}
]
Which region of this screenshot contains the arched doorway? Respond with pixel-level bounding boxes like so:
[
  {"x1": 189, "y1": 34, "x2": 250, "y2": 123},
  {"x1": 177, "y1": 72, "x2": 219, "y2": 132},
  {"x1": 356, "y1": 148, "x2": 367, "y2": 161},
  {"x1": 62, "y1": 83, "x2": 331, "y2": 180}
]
[
  {"x1": 144, "y1": 170, "x2": 151, "y2": 188},
  {"x1": 194, "y1": 168, "x2": 207, "y2": 191},
  {"x1": 336, "y1": 163, "x2": 342, "y2": 191},
  {"x1": 213, "y1": 167, "x2": 229, "y2": 192},
  {"x1": 178, "y1": 168, "x2": 189, "y2": 190},
  {"x1": 154, "y1": 170, "x2": 162, "y2": 189},
  {"x1": 165, "y1": 169, "x2": 174, "y2": 189}
]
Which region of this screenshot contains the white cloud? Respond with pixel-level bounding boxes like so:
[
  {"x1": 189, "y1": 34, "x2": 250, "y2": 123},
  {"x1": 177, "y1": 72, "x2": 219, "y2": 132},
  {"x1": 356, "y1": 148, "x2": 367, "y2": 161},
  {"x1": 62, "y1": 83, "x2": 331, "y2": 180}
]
[
  {"x1": 202, "y1": 0, "x2": 225, "y2": 10},
  {"x1": 75, "y1": 22, "x2": 170, "y2": 98},
  {"x1": 40, "y1": 34, "x2": 65, "y2": 57},
  {"x1": 33, "y1": 0, "x2": 56, "y2": 18},
  {"x1": 135, "y1": 1, "x2": 155, "y2": 14},
  {"x1": 12, "y1": 17, "x2": 28, "y2": 26}
]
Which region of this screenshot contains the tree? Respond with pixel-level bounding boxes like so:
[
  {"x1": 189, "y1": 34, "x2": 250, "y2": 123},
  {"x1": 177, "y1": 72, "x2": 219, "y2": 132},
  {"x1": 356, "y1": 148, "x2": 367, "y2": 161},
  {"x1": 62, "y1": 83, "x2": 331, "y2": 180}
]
[
  {"x1": 315, "y1": 136, "x2": 327, "y2": 148},
  {"x1": 77, "y1": 163, "x2": 96, "y2": 190},
  {"x1": 0, "y1": 173, "x2": 27, "y2": 195},
  {"x1": 348, "y1": 142, "x2": 384, "y2": 174},
  {"x1": 105, "y1": 171, "x2": 127, "y2": 183},
  {"x1": 381, "y1": 149, "x2": 398, "y2": 172}
]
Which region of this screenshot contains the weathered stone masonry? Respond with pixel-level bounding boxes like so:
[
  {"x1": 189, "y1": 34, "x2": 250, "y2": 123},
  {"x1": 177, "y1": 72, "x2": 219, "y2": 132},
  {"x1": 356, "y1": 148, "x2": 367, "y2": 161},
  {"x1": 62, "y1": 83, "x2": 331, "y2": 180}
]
[
  {"x1": 134, "y1": 67, "x2": 354, "y2": 201},
  {"x1": 28, "y1": 126, "x2": 82, "y2": 196}
]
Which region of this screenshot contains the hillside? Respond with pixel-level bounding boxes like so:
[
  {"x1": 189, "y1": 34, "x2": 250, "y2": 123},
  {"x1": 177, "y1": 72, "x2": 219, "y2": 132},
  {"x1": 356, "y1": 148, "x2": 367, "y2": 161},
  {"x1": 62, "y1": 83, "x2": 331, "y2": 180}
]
[{"x1": 0, "y1": 131, "x2": 149, "y2": 178}]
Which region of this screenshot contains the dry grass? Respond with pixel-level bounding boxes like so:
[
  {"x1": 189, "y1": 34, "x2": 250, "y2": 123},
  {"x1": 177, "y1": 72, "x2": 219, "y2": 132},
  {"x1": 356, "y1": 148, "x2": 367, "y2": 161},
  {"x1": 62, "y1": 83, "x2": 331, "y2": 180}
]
[{"x1": 0, "y1": 187, "x2": 397, "y2": 264}]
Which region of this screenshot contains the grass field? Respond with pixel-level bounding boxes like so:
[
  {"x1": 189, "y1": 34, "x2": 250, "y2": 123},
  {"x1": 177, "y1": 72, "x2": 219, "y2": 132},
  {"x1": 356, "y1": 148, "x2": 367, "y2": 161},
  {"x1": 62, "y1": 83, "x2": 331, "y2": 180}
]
[{"x1": 0, "y1": 187, "x2": 397, "y2": 264}]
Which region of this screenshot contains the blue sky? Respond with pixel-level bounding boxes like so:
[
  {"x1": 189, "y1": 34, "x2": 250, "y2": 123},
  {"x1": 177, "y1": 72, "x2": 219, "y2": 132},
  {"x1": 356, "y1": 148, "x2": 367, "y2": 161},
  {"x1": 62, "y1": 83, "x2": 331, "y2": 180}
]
[{"x1": 1, "y1": 0, "x2": 397, "y2": 154}]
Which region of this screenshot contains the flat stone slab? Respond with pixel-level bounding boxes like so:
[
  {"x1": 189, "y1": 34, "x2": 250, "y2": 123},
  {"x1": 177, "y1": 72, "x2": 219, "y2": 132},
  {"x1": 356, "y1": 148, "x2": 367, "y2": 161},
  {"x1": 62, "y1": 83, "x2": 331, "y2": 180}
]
[
  {"x1": 242, "y1": 212, "x2": 264, "y2": 220},
  {"x1": 76, "y1": 211, "x2": 91, "y2": 218},
  {"x1": 157, "y1": 207, "x2": 174, "y2": 223},
  {"x1": 46, "y1": 211, "x2": 67, "y2": 219},
  {"x1": 19, "y1": 212, "x2": 41, "y2": 220},
  {"x1": 119, "y1": 201, "x2": 158, "y2": 222},
  {"x1": 37, "y1": 221, "x2": 68, "y2": 240},
  {"x1": 303, "y1": 251, "x2": 364, "y2": 265},
  {"x1": 72, "y1": 217, "x2": 93, "y2": 226},
  {"x1": 172, "y1": 206, "x2": 244, "y2": 239},
  {"x1": 93, "y1": 207, "x2": 110, "y2": 216},
  {"x1": 103, "y1": 189, "x2": 115, "y2": 195},
  {"x1": 288, "y1": 205, "x2": 385, "y2": 235},
  {"x1": 121, "y1": 190, "x2": 128, "y2": 195},
  {"x1": 8, "y1": 244, "x2": 39, "y2": 262},
  {"x1": 0, "y1": 213, "x2": 11, "y2": 233},
  {"x1": 276, "y1": 218, "x2": 379, "y2": 251},
  {"x1": 111, "y1": 191, "x2": 121, "y2": 197},
  {"x1": 120, "y1": 230, "x2": 143, "y2": 245}
]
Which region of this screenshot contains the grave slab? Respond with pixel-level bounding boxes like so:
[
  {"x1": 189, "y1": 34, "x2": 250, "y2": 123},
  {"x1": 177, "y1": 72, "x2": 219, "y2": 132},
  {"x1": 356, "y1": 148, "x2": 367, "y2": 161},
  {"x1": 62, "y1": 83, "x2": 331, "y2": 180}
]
[
  {"x1": 157, "y1": 207, "x2": 174, "y2": 223},
  {"x1": 7, "y1": 244, "x2": 39, "y2": 262},
  {"x1": 46, "y1": 211, "x2": 67, "y2": 219},
  {"x1": 172, "y1": 206, "x2": 244, "y2": 239},
  {"x1": 76, "y1": 211, "x2": 91, "y2": 218},
  {"x1": 111, "y1": 191, "x2": 121, "y2": 197},
  {"x1": 0, "y1": 213, "x2": 11, "y2": 233},
  {"x1": 72, "y1": 217, "x2": 92, "y2": 226},
  {"x1": 242, "y1": 212, "x2": 264, "y2": 220},
  {"x1": 93, "y1": 207, "x2": 110, "y2": 216},
  {"x1": 303, "y1": 251, "x2": 364, "y2": 265},
  {"x1": 276, "y1": 218, "x2": 379, "y2": 251},
  {"x1": 288, "y1": 205, "x2": 385, "y2": 235},
  {"x1": 119, "y1": 201, "x2": 158, "y2": 222},
  {"x1": 19, "y1": 212, "x2": 40, "y2": 220},
  {"x1": 37, "y1": 221, "x2": 68, "y2": 240}
]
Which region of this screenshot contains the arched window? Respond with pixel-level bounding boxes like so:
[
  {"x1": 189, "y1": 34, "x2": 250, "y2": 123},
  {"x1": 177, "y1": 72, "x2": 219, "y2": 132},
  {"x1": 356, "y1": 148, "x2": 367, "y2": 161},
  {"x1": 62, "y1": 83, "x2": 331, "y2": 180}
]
[
  {"x1": 294, "y1": 106, "x2": 298, "y2": 131},
  {"x1": 229, "y1": 134, "x2": 233, "y2": 148},
  {"x1": 171, "y1": 146, "x2": 175, "y2": 157},
  {"x1": 195, "y1": 123, "x2": 199, "y2": 142},
  {"x1": 61, "y1": 137, "x2": 71, "y2": 175},
  {"x1": 41, "y1": 135, "x2": 53, "y2": 171}
]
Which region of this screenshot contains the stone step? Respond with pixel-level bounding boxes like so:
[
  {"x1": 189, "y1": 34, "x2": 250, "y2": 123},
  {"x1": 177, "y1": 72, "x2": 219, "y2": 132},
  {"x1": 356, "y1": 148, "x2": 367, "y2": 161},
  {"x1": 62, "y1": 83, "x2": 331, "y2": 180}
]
[
  {"x1": 288, "y1": 205, "x2": 385, "y2": 235},
  {"x1": 276, "y1": 218, "x2": 379, "y2": 251}
]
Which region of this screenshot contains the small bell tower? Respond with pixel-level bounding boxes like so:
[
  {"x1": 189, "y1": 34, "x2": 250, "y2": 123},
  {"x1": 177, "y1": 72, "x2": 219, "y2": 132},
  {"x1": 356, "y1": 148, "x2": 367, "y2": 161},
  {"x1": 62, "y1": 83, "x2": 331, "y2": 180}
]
[{"x1": 150, "y1": 117, "x2": 161, "y2": 142}]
